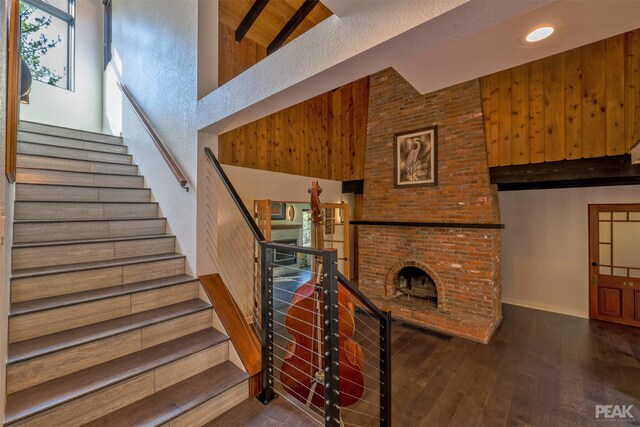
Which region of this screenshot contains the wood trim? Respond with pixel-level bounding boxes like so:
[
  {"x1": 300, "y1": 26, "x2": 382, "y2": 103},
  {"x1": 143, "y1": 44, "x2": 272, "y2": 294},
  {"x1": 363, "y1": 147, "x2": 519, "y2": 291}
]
[
  {"x1": 6, "y1": 0, "x2": 20, "y2": 183},
  {"x1": 491, "y1": 155, "x2": 640, "y2": 191},
  {"x1": 199, "y1": 274, "x2": 261, "y2": 396},
  {"x1": 351, "y1": 220, "x2": 505, "y2": 230}
]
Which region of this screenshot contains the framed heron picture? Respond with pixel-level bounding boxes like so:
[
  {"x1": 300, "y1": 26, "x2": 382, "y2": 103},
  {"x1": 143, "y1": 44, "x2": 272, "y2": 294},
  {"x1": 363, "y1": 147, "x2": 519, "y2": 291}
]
[{"x1": 394, "y1": 126, "x2": 438, "y2": 187}]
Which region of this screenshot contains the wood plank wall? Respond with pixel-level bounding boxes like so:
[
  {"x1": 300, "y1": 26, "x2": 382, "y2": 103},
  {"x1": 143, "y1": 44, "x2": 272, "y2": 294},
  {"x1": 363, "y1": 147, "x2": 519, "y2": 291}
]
[
  {"x1": 481, "y1": 29, "x2": 640, "y2": 167},
  {"x1": 218, "y1": 77, "x2": 370, "y2": 181},
  {"x1": 219, "y1": 23, "x2": 267, "y2": 86}
]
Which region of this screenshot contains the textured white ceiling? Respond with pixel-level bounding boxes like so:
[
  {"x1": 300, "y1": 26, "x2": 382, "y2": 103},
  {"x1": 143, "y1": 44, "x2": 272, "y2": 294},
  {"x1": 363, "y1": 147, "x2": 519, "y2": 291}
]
[{"x1": 395, "y1": 0, "x2": 640, "y2": 94}]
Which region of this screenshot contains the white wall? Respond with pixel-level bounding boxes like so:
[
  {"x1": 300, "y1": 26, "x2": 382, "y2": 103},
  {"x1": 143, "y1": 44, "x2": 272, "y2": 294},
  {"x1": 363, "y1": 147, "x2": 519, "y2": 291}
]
[
  {"x1": 21, "y1": 0, "x2": 104, "y2": 132},
  {"x1": 107, "y1": 0, "x2": 200, "y2": 272},
  {"x1": 500, "y1": 185, "x2": 640, "y2": 318},
  {"x1": 223, "y1": 165, "x2": 343, "y2": 214}
]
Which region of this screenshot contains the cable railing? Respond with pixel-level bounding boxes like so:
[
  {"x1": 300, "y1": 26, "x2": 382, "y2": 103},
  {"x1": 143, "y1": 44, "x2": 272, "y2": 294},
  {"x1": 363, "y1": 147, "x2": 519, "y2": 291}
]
[{"x1": 204, "y1": 147, "x2": 391, "y2": 426}]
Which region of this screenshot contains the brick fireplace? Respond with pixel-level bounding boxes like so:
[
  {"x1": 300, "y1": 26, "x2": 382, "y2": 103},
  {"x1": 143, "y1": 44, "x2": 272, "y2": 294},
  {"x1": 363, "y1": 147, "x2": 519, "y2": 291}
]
[{"x1": 358, "y1": 69, "x2": 502, "y2": 343}]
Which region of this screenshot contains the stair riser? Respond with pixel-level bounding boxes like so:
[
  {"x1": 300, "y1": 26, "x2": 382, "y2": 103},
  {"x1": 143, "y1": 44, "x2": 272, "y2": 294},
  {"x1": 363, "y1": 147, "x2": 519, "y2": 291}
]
[
  {"x1": 18, "y1": 132, "x2": 127, "y2": 154},
  {"x1": 17, "y1": 169, "x2": 144, "y2": 189},
  {"x1": 12, "y1": 237, "x2": 175, "y2": 270},
  {"x1": 165, "y1": 381, "x2": 247, "y2": 427},
  {"x1": 18, "y1": 142, "x2": 133, "y2": 164},
  {"x1": 11, "y1": 257, "x2": 185, "y2": 303},
  {"x1": 13, "y1": 219, "x2": 167, "y2": 243},
  {"x1": 14, "y1": 202, "x2": 158, "y2": 220},
  {"x1": 19, "y1": 123, "x2": 124, "y2": 145},
  {"x1": 16, "y1": 185, "x2": 151, "y2": 203},
  {"x1": 8, "y1": 283, "x2": 201, "y2": 343},
  {"x1": 17, "y1": 154, "x2": 138, "y2": 175},
  {"x1": 7, "y1": 285, "x2": 204, "y2": 393},
  {"x1": 8, "y1": 342, "x2": 226, "y2": 427}
]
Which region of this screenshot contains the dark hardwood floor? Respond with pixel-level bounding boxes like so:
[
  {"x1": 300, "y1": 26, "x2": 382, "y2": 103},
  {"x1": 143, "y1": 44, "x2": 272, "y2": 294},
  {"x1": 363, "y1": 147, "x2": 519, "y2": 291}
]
[{"x1": 208, "y1": 304, "x2": 640, "y2": 426}]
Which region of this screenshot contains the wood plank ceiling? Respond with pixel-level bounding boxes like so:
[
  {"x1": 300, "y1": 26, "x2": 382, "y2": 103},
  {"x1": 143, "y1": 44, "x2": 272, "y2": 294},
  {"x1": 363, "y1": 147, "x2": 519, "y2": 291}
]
[
  {"x1": 219, "y1": 0, "x2": 332, "y2": 48},
  {"x1": 219, "y1": 0, "x2": 333, "y2": 85}
]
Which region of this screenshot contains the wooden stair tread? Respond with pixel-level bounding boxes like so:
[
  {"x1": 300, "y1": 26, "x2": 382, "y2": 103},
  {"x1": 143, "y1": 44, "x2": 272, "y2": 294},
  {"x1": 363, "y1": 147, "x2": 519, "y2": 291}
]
[
  {"x1": 16, "y1": 167, "x2": 143, "y2": 179},
  {"x1": 19, "y1": 121, "x2": 124, "y2": 145},
  {"x1": 18, "y1": 141, "x2": 133, "y2": 159},
  {"x1": 16, "y1": 183, "x2": 146, "y2": 192},
  {"x1": 15, "y1": 200, "x2": 157, "y2": 205},
  {"x1": 10, "y1": 274, "x2": 195, "y2": 316},
  {"x1": 14, "y1": 217, "x2": 164, "y2": 224},
  {"x1": 12, "y1": 252, "x2": 184, "y2": 279},
  {"x1": 85, "y1": 362, "x2": 248, "y2": 427},
  {"x1": 18, "y1": 132, "x2": 125, "y2": 148},
  {"x1": 17, "y1": 152, "x2": 137, "y2": 167},
  {"x1": 8, "y1": 299, "x2": 211, "y2": 364},
  {"x1": 5, "y1": 329, "x2": 227, "y2": 425},
  {"x1": 13, "y1": 234, "x2": 173, "y2": 249}
]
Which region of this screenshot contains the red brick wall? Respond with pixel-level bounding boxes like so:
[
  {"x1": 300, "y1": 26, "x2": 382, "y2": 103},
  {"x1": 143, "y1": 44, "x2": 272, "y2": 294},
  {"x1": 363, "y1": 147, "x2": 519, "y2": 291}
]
[
  {"x1": 363, "y1": 69, "x2": 500, "y2": 224},
  {"x1": 359, "y1": 69, "x2": 502, "y2": 343}
]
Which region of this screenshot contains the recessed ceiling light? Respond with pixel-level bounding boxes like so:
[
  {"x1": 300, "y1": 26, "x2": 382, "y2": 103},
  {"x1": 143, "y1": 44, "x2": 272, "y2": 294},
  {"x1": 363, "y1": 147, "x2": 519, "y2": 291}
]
[{"x1": 526, "y1": 26, "x2": 554, "y2": 43}]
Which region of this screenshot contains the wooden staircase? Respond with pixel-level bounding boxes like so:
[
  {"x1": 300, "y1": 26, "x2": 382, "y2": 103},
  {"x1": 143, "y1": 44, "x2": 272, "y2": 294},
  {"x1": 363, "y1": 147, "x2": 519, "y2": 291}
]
[{"x1": 5, "y1": 122, "x2": 249, "y2": 426}]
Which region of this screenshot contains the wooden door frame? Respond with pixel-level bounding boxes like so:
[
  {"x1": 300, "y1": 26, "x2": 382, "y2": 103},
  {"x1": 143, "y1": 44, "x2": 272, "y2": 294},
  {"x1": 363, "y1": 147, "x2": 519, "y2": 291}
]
[{"x1": 588, "y1": 203, "x2": 640, "y2": 327}]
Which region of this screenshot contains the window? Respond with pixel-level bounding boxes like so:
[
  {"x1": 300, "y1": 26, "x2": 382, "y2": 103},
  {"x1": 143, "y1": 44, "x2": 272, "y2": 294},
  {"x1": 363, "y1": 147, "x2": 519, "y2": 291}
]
[
  {"x1": 20, "y1": 0, "x2": 74, "y2": 90},
  {"x1": 104, "y1": 0, "x2": 111, "y2": 68}
]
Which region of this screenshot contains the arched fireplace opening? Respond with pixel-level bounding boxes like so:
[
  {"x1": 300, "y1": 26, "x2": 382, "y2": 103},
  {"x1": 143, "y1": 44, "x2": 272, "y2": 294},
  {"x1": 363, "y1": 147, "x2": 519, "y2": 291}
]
[{"x1": 394, "y1": 266, "x2": 437, "y2": 308}]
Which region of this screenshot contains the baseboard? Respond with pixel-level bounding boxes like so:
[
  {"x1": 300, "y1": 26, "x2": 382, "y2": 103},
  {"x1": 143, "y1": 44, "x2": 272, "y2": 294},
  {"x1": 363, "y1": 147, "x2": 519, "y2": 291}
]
[{"x1": 502, "y1": 297, "x2": 589, "y2": 319}]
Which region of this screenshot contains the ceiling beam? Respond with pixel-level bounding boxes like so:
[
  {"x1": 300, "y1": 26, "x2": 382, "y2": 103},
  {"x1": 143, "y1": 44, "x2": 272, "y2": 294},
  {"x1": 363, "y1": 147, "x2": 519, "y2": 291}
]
[
  {"x1": 235, "y1": 0, "x2": 270, "y2": 43},
  {"x1": 267, "y1": 0, "x2": 319, "y2": 55},
  {"x1": 490, "y1": 155, "x2": 640, "y2": 191}
]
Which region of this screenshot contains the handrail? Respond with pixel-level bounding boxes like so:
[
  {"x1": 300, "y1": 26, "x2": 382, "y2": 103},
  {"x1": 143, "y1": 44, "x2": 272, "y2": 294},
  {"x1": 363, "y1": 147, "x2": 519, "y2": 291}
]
[
  {"x1": 204, "y1": 147, "x2": 265, "y2": 242},
  {"x1": 337, "y1": 271, "x2": 387, "y2": 319},
  {"x1": 116, "y1": 80, "x2": 189, "y2": 191},
  {"x1": 5, "y1": 0, "x2": 20, "y2": 183}
]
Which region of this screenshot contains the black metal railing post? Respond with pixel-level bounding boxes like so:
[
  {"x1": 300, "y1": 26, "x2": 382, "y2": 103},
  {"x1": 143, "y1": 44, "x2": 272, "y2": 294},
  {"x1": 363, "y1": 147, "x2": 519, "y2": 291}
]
[
  {"x1": 322, "y1": 249, "x2": 341, "y2": 426},
  {"x1": 257, "y1": 244, "x2": 278, "y2": 404},
  {"x1": 379, "y1": 310, "x2": 392, "y2": 426}
]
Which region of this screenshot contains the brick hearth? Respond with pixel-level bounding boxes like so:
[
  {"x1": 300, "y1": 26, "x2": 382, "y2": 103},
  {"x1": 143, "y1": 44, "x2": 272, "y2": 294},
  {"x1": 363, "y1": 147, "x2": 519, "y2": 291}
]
[{"x1": 358, "y1": 69, "x2": 502, "y2": 343}]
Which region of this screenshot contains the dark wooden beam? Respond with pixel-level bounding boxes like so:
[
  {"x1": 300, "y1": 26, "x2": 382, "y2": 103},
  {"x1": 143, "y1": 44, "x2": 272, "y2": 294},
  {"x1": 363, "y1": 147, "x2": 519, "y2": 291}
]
[
  {"x1": 235, "y1": 0, "x2": 270, "y2": 42},
  {"x1": 267, "y1": 0, "x2": 319, "y2": 55},
  {"x1": 491, "y1": 155, "x2": 640, "y2": 191},
  {"x1": 342, "y1": 179, "x2": 364, "y2": 194},
  {"x1": 351, "y1": 221, "x2": 504, "y2": 230}
]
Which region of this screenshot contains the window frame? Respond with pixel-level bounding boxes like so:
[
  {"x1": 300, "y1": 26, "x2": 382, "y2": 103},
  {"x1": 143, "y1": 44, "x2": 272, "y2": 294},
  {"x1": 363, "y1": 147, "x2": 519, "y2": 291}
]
[{"x1": 21, "y1": 0, "x2": 75, "y2": 91}]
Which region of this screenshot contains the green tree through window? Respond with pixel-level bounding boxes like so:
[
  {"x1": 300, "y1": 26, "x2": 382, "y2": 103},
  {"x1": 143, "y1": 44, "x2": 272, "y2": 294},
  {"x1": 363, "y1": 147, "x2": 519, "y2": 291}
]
[{"x1": 20, "y1": 0, "x2": 72, "y2": 88}]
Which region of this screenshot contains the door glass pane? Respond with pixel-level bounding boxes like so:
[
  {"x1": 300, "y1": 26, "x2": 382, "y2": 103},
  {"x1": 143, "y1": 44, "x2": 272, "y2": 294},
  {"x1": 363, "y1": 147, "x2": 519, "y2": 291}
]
[
  {"x1": 600, "y1": 244, "x2": 611, "y2": 265},
  {"x1": 630, "y1": 212, "x2": 640, "y2": 221},
  {"x1": 599, "y1": 221, "x2": 611, "y2": 243},
  {"x1": 613, "y1": 212, "x2": 627, "y2": 221},
  {"x1": 630, "y1": 269, "x2": 640, "y2": 278},
  {"x1": 600, "y1": 266, "x2": 612, "y2": 275},
  {"x1": 613, "y1": 222, "x2": 640, "y2": 269},
  {"x1": 613, "y1": 267, "x2": 628, "y2": 277},
  {"x1": 599, "y1": 212, "x2": 611, "y2": 221}
]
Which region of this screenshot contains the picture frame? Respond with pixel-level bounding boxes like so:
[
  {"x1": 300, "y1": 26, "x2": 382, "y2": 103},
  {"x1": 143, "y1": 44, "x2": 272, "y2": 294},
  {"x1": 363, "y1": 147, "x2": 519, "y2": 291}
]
[
  {"x1": 394, "y1": 126, "x2": 438, "y2": 187},
  {"x1": 270, "y1": 201, "x2": 286, "y2": 220},
  {"x1": 287, "y1": 205, "x2": 296, "y2": 222}
]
